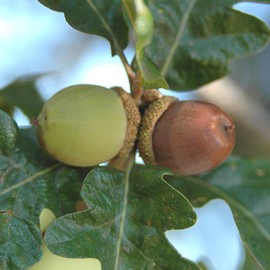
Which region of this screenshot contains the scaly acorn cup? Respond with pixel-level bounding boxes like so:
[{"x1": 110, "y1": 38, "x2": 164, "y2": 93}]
[
  {"x1": 36, "y1": 84, "x2": 140, "y2": 169},
  {"x1": 138, "y1": 96, "x2": 235, "y2": 175}
]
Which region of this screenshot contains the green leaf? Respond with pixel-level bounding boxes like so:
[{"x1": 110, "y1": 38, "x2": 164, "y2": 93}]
[
  {"x1": 0, "y1": 128, "x2": 86, "y2": 269},
  {"x1": 123, "y1": 0, "x2": 153, "y2": 51},
  {"x1": 167, "y1": 157, "x2": 270, "y2": 270},
  {"x1": 0, "y1": 96, "x2": 14, "y2": 116},
  {"x1": 242, "y1": 246, "x2": 263, "y2": 270},
  {"x1": 135, "y1": 47, "x2": 169, "y2": 89},
  {"x1": 38, "y1": 0, "x2": 129, "y2": 55},
  {"x1": 0, "y1": 211, "x2": 42, "y2": 270},
  {"x1": 0, "y1": 77, "x2": 44, "y2": 119},
  {"x1": 146, "y1": 0, "x2": 270, "y2": 90},
  {"x1": 123, "y1": 0, "x2": 169, "y2": 89},
  {"x1": 45, "y1": 165, "x2": 199, "y2": 270},
  {"x1": 0, "y1": 110, "x2": 18, "y2": 156}
]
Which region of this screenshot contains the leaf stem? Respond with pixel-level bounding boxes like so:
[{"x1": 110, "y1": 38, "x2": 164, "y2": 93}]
[
  {"x1": 121, "y1": 0, "x2": 145, "y2": 103},
  {"x1": 118, "y1": 45, "x2": 144, "y2": 106},
  {"x1": 118, "y1": 50, "x2": 137, "y2": 94},
  {"x1": 161, "y1": 0, "x2": 196, "y2": 76},
  {"x1": 0, "y1": 163, "x2": 60, "y2": 196},
  {"x1": 114, "y1": 153, "x2": 134, "y2": 269}
]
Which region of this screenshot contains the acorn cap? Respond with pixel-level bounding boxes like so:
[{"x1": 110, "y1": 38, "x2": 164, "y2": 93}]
[
  {"x1": 109, "y1": 87, "x2": 141, "y2": 170},
  {"x1": 137, "y1": 95, "x2": 177, "y2": 164}
]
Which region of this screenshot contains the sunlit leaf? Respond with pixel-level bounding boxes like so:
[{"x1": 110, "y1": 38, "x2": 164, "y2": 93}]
[
  {"x1": 45, "y1": 166, "x2": 199, "y2": 270},
  {"x1": 38, "y1": 0, "x2": 128, "y2": 55},
  {"x1": 167, "y1": 157, "x2": 270, "y2": 269},
  {"x1": 123, "y1": 0, "x2": 169, "y2": 89},
  {"x1": 146, "y1": 0, "x2": 270, "y2": 90},
  {"x1": 0, "y1": 77, "x2": 44, "y2": 119},
  {"x1": 0, "y1": 128, "x2": 86, "y2": 269}
]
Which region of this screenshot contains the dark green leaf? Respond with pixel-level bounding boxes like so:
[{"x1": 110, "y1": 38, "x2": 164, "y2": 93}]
[
  {"x1": 242, "y1": 246, "x2": 263, "y2": 270},
  {"x1": 135, "y1": 47, "x2": 169, "y2": 89},
  {"x1": 45, "y1": 165, "x2": 199, "y2": 270},
  {"x1": 0, "y1": 128, "x2": 87, "y2": 269},
  {"x1": 0, "y1": 97, "x2": 14, "y2": 116},
  {"x1": 123, "y1": 0, "x2": 153, "y2": 51},
  {"x1": 123, "y1": 0, "x2": 169, "y2": 89},
  {"x1": 0, "y1": 110, "x2": 18, "y2": 156},
  {"x1": 146, "y1": 0, "x2": 270, "y2": 90},
  {"x1": 0, "y1": 77, "x2": 44, "y2": 119},
  {"x1": 38, "y1": 0, "x2": 128, "y2": 55},
  {"x1": 167, "y1": 157, "x2": 270, "y2": 270},
  {"x1": 0, "y1": 212, "x2": 42, "y2": 270}
]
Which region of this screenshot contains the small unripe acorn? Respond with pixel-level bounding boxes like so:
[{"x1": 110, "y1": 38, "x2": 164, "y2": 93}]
[
  {"x1": 36, "y1": 84, "x2": 140, "y2": 168},
  {"x1": 138, "y1": 98, "x2": 235, "y2": 175}
]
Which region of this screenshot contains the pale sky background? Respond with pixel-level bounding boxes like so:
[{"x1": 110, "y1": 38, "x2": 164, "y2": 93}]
[{"x1": 1, "y1": 1, "x2": 270, "y2": 269}]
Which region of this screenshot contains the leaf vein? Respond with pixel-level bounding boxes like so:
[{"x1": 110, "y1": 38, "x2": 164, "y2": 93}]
[
  {"x1": 161, "y1": 0, "x2": 197, "y2": 77},
  {"x1": 124, "y1": 234, "x2": 163, "y2": 269},
  {"x1": 182, "y1": 177, "x2": 270, "y2": 242},
  {"x1": 114, "y1": 161, "x2": 133, "y2": 270},
  {"x1": 129, "y1": 188, "x2": 194, "y2": 224},
  {"x1": 0, "y1": 163, "x2": 60, "y2": 196}
]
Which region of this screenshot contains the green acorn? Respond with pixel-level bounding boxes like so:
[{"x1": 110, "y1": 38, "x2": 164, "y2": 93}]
[{"x1": 36, "y1": 84, "x2": 140, "y2": 168}]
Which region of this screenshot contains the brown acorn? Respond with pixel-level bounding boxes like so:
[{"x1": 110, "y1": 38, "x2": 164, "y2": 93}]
[{"x1": 138, "y1": 98, "x2": 235, "y2": 175}]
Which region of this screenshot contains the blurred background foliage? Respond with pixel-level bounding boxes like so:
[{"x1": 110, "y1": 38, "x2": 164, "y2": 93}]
[
  {"x1": 196, "y1": 3, "x2": 270, "y2": 158},
  {"x1": 1, "y1": 1, "x2": 270, "y2": 269}
]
